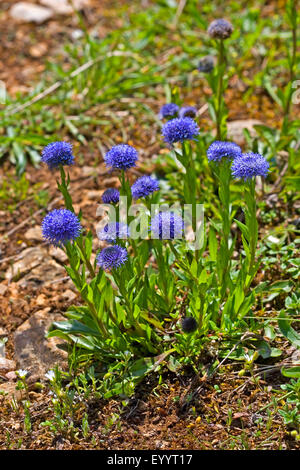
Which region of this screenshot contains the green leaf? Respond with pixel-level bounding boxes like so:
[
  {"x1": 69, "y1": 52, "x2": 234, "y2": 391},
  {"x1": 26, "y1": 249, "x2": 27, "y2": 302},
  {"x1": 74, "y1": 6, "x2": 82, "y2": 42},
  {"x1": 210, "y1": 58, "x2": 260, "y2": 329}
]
[
  {"x1": 281, "y1": 366, "x2": 300, "y2": 379},
  {"x1": 208, "y1": 227, "x2": 218, "y2": 262},
  {"x1": 167, "y1": 355, "x2": 181, "y2": 372},
  {"x1": 129, "y1": 349, "x2": 175, "y2": 378},
  {"x1": 278, "y1": 311, "x2": 300, "y2": 348},
  {"x1": 269, "y1": 280, "x2": 293, "y2": 292},
  {"x1": 234, "y1": 218, "x2": 249, "y2": 241},
  {"x1": 284, "y1": 176, "x2": 300, "y2": 192},
  {"x1": 255, "y1": 339, "x2": 271, "y2": 359},
  {"x1": 49, "y1": 320, "x2": 102, "y2": 338}
]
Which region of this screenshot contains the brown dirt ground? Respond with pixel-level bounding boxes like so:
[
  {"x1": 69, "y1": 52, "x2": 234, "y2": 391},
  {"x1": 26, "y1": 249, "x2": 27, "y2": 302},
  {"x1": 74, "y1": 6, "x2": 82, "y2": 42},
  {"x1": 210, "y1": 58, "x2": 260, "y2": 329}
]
[
  {"x1": 0, "y1": 367, "x2": 298, "y2": 450},
  {"x1": 0, "y1": 0, "x2": 129, "y2": 96}
]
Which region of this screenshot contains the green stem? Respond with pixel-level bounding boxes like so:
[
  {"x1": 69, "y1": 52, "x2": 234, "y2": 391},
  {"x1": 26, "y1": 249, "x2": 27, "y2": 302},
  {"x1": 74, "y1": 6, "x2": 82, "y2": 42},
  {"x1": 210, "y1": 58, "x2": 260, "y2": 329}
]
[
  {"x1": 76, "y1": 237, "x2": 96, "y2": 278},
  {"x1": 168, "y1": 240, "x2": 199, "y2": 284},
  {"x1": 113, "y1": 270, "x2": 145, "y2": 337},
  {"x1": 244, "y1": 179, "x2": 258, "y2": 292},
  {"x1": 153, "y1": 241, "x2": 170, "y2": 305},
  {"x1": 216, "y1": 160, "x2": 232, "y2": 298},
  {"x1": 282, "y1": 0, "x2": 297, "y2": 134},
  {"x1": 65, "y1": 243, "x2": 108, "y2": 338},
  {"x1": 216, "y1": 40, "x2": 226, "y2": 140},
  {"x1": 59, "y1": 166, "x2": 74, "y2": 212}
]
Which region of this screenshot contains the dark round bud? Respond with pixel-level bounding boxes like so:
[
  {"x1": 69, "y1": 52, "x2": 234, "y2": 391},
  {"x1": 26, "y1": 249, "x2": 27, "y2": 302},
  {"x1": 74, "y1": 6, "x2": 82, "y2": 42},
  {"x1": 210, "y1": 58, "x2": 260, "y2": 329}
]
[
  {"x1": 207, "y1": 19, "x2": 233, "y2": 40},
  {"x1": 198, "y1": 55, "x2": 215, "y2": 73},
  {"x1": 291, "y1": 217, "x2": 300, "y2": 228},
  {"x1": 181, "y1": 317, "x2": 198, "y2": 333}
]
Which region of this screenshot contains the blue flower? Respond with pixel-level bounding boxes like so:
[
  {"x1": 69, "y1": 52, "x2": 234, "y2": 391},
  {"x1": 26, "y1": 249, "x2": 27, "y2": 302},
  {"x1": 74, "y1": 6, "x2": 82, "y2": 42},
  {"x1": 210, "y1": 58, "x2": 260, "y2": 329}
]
[
  {"x1": 102, "y1": 188, "x2": 120, "y2": 204},
  {"x1": 42, "y1": 209, "x2": 81, "y2": 246},
  {"x1": 159, "y1": 103, "x2": 179, "y2": 119},
  {"x1": 131, "y1": 176, "x2": 159, "y2": 200},
  {"x1": 231, "y1": 153, "x2": 270, "y2": 180},
  {"x1": 198, "y1": 55, "x2": 215, "y2": 73},
  {"x1": 104, "y1": 144, "x2": 138, "y2": 171},
  {"x1": 96, "y1": 245, "x2": 128, "y2": 270},
  {"x1": 97, "y1": 222, "x2": 130, "y2": 243},
  {"x1": 207, "y1": 19, "x2": 233, "y2": 40},
  {"x1": 162, "y1": 118, "x2": 200, "y2": 144},
  {"x1": 151, "y1": 211, "x2": 184, "y2": 239},
  {"x1": 179, "y1": 106, "x2": 197, "y2": 119},
  {"x1": 207, "y1": 141, "x2": 242, "y2": 162},
  {"x1": 41, "y1": 141, "x2": 74, "y2": 169}
]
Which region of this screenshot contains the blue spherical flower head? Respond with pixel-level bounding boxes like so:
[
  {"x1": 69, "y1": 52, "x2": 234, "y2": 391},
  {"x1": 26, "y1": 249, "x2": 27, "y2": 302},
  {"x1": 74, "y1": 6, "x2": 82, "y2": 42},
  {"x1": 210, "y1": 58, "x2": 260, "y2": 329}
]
[
  {"x1": 207, "y1": 19, "x2": 233, "y2": 40},
  {"x1": 159, "y1": 103, "x2": 179, "y2": 119},
  {"x1": 151, "y1": 211, "x2": 184, "y2": 240},
  {"x1": 101, "y1": 188, "x2": 120, "y2": 204},
  {"x1": 42, "y1": 209, "x2": 81, "y2": 246},
  {"x1": 97, "y1": 222, "x2": 130, "y2": 243},
  {"x1": 207, "y1": 141, "x2": 242, "y2": 163},
  {"x1": 198, "y1": 55, "x2": 215, "y2": 73},
  {"x1": 41, "y1": 141, "x2": 74, "y2": 169},
  {"x1": 131, "y1": 176, "x2": 160, "y2": 200},
  {"x1": 104, "y1": 144, "x2": 138, "y2": 171},
  {"x1": 162, "y1": 117, "x2": 200, "y2": 145},
  {"x1": 179, "y1": 106, "x2": 197, "y2": 119},
  {"x1": 96, "y1": 245, "x2": 128, "y2": 270},
  {"x1": 231, "y1": 153, "x2": 269, "y2": 181}
]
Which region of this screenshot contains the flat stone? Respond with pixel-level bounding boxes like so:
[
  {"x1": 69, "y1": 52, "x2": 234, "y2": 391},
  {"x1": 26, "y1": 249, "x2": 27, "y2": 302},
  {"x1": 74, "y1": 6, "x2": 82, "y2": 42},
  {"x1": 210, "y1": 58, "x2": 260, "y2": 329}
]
[
  {"x1": 0, "y1": 284, "x2": 8, "y2": 296},
  {"x1": 5, "y1": 371, "x2": 17, "y2": 381},
  {"x1": 29, "y1": 43, "x2": 48, "y2": 58},
  {"x1": 81, "y1": 166, "x2": 98, "y2": 177},
  {"x1": 6, "y1": 247, "x2": 66, "y2": 287},
  {"x1": 36, "y1": 294, "x2": 48, "y2": 307},
  {"x1": 0, "y1": 357, "x2": 16, "y2": 373},
  {"x1": 14, "y1": 309, "x2": 67, "y2": 382},
  {"x1": 40, "y1": 0, "x2": 89, "y2": 14},
  {"x1": 61, "y1": 289, "x2": 77, "y2": 302},
  {"x1": 86, "y1": 190, "x2": 102, "y2": 200},
  {"x1": 49, "y1": 246, "x2": 68, "y2": 264},
  {"x1": 0, "y1": 382, "x2": 23, "y2": 402},
  {"x1": 10, "y1": 2, "x2": 53, "y2": 24},
  {"x1": 291, "y1": 348, "x2": 300, "y2": 363},
  {"x1": 0, "y1": 327, "x2": 7, "y2": 337},
  {"x1": 24, "y1": 226, "x2": 43, "y2": 241},
  {"x1": 5, "y1": 247, "x2": 46, "y2": 281},
  {"x1": 104, "y1": 177, "x2": 120, "y2": 187},
  {"x1": 18, "y1": 259, "x2": 66, "y2": 288},
  {"x1": 227, "y1": 119, "x2": 263, "y2": 146}
]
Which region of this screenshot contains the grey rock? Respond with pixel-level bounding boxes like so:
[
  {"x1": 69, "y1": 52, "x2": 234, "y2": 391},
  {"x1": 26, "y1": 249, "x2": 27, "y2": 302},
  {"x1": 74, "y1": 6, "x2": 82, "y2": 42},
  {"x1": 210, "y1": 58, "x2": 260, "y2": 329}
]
[
  {"x1": 49, "y1": 246, "x2": 68, "y2": 264},
  {"x1": 18, "y1": 258, "x2": 66, "y2": 288},
  {"x1": 10, "y1": 2, "x2": 53, "y2": 24},
  {"x1": 5, "y1": 371, "x2": 17, "y2": 381},
  {"x1": 5, "y1": 247, "x2": 46, "y2": 281},
  {"x1": 0, "y1": 382, "x2": 23, "y2": 402},
  {"x1": 5, "y1": 247, "x2": 66, "y2": 287},
  {"x1": 0, "y1": 284, "x2": 8, "y2": 296},
  {"x1": 227, "y1": 119, "x2": 263, "y2": 146},
  {"x1": 14, "y1": 308, "x2": 67, "y2": 382},
  {"x1": 24, "y1": 226, "x2": 43, "y2": 242},
  {"x1": 0, "y1": 327, "x2": 7, "y2": 337},
  {"x1": 40, "y1": 0, "x2": 88, "y2": 15},
  {"x1": 0, "y1": 357, "x2": 16, "y2": 373}
]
